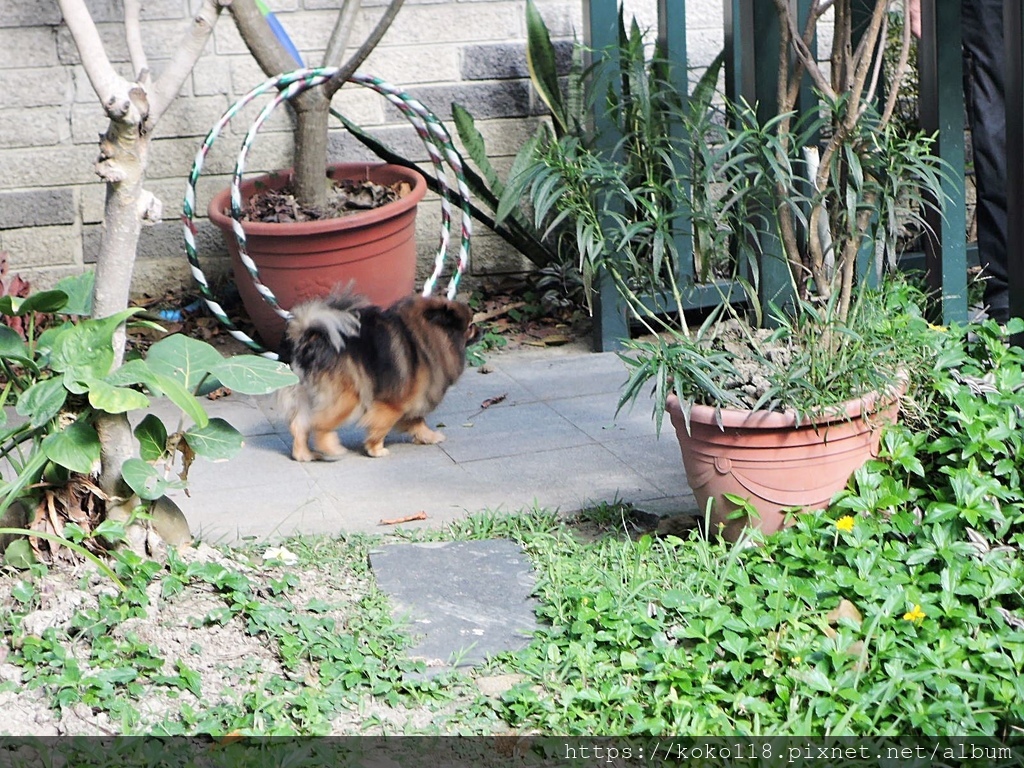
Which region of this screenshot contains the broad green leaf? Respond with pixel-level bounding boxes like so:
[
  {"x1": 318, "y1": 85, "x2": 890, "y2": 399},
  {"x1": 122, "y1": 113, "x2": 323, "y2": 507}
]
[
  {"x1": 42, "y1": 421, "x2": 101, "y2": 474},
  {"x1": 0, "y1": 290, "x2": 68, "y2": 317},
  {"x1": 19, "y1": 290, "x2": 70, "y2": 315},
  {"x1": 147, "y1": 372, "x2": 209, "y2": 429},
  {"x1": 62, "y1": 371, "x2": 90, "y2": 395},
  {"x1": 52, "y1": 271, "x2": 95, "y2": 316},
  {"x1": 86, "y1": 379, "x2": 150, "y2": 414},
  {"x1": 526, "y1": 0, "x2": 567, "y2": 134},
  {"x1": 121, "y1": 458, "x2": 172, "y2": 501},
  {"x1": 496, "y1": 127, "x2": 546, "y2": 227},
  {"x1": 0, "y1": 326, "x2": 30, "y2": 361},
  {"x1": 49, "y1": 308, "x2": 141, "y2": 378},
  {"x1": 3, "y1": 539, "x2": 36, "y2": 569},
  {"x1": 92, "y1": 518, "x2": 128, "y2": 543},
  {"x1": 34, "y1": 322, "x2": 71, "y2": 360},
  {"x1": 16, "y1": 378, "x2": 67, "y2": 427},
  {"x1": 146, "y1": 334, "x2": 223, "y2": 392},
  {"x1": 105, "y1": 358, "x2": 160, "y2": 390},
  {"x1": 184, "y1": 418, "x2": 244, "y2": 460},
  {"x1": 207, "y1": 356, "x2": 297, "y2": 395},
  {"x1": 135, "y1": 414, "x2": 168, "y2": 462}
]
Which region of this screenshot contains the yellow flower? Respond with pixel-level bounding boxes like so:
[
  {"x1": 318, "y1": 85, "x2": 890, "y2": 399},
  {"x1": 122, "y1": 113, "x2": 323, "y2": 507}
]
[
  {"x1": 928, "y1": 323, "x2": 948, "y2": 332},
  {"x1": 835, "y1": 515, "x2": 855, "y2": 533},
  {"x1": 903, "y1": 604, "x2": 926, "y2": 623}
]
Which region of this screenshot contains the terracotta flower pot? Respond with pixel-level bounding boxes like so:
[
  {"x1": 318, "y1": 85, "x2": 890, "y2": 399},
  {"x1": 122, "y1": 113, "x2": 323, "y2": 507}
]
[
  {"x1": 666, "y1": 387, "x2": 903, "y2": 541},
  {"x1": 208, "y1": 162, "x2": 427, "y2": 353}
]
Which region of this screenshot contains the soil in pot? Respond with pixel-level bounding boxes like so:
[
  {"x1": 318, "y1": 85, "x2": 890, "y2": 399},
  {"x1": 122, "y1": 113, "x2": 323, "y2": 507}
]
[{"x1": 208, "y1": 163, "x2": 427, "y2": 353}]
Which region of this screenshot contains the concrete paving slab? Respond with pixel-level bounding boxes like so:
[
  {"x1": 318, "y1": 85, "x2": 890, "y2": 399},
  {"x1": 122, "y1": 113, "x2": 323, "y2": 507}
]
[
  {"x1": 369, "y1": 539, "x2": 539, "y2": 676},
  {"x1": 172, "y1": 474, "x2": 330, "y2": 544},
  {"x1": 195, "y1": 394, "x2": 282, "y2": 438},
  {"x1": 502, "y1": 353, "x2": 629, "y2": 401},
  {"x1": 600, "y1": 434, "x2": 694, "y2": 498},
  {"x1": 462, "y1": 443, "x2": 665, "y2": 513},
  {"x1": 147, "y1": 348, "x2": 695, "y2": 542},
  {"x1": 303, "y1": 450, "x2": 483, "y2": 526},
  {"x1": 434, "y1": 365, "x2": 543, "y2": 415},
  {"x1": 184, "y1": 431, "x2": 298, "y2": 491},
  {"x1": 437, "y1": 401, "x2": 591, "y2": 463},
  {"x1": 544, "y1": 392, "x2": 657, "y2": 442}
]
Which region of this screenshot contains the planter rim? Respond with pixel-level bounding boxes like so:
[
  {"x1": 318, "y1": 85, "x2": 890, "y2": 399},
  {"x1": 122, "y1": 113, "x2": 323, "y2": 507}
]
[
  {"x1": 666, "y1": 377, "x2": 907, "y2": 430},
  {"x1": 207, "y1": 162, "x2": 427, "y2": 237}
]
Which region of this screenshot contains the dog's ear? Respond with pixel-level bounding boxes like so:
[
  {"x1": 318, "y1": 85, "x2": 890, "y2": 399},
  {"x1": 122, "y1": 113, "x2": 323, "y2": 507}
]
[{"x1": 423, "y1": 300, "x2": 472, "y2": 331}]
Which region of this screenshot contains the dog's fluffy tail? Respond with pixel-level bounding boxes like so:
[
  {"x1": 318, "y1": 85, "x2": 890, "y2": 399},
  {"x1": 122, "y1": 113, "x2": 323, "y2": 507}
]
[
  {"x1": 286, "y1": 288, "x2": 368, "y2": 351},
  {"x1": 280, "y1": 287, "x2": 370, "y2": 380}
]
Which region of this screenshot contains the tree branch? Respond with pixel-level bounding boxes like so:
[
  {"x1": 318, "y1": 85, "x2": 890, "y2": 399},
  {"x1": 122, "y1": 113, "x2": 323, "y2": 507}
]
[
  {"x1": 322, "y1": 0, "x2": 362, "y2": 68},
  {"x1": 124, "y1": 0, "x2": 149, "y2": 84},
  {"x1": 148, "y1": 0, "x2": 226, "y2": 125},
  {"x1": 323, "y1": 0, "x2": 406, "y2": 99},
  {"x1": 845, "y1": 0, "x2": 888, "y2": 118},
  {"x1": 230, "y1": 0, "x2": 299, "y2": 81},
  {"x1": 878, "y1": 0, "x2": 913, "y2": 128},
  {"x1": 58, "y1": 0, "x2": 136, "y2": 120}
]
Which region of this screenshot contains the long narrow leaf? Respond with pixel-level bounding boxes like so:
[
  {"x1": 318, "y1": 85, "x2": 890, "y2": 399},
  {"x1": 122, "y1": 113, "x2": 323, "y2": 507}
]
[{"x1": 525, "y1": 0, "x2": 567, "y2": 134}]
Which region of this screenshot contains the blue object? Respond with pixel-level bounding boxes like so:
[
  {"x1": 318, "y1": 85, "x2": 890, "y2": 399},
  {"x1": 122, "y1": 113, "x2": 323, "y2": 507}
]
[{"x1": 255, "y1": 0, "x2": 304, "y2": 67}]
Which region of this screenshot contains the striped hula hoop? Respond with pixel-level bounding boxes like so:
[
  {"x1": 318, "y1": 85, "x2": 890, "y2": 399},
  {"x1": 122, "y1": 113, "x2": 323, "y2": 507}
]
[{"x1": 182, "y1": 67, "x2": 472, "y2": 359}]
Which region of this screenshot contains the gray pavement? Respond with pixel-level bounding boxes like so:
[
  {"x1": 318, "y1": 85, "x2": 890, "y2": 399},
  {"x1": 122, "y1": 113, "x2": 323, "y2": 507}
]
[{"x1": 164, "y1": 346, "x2": 698, "y2": 544}]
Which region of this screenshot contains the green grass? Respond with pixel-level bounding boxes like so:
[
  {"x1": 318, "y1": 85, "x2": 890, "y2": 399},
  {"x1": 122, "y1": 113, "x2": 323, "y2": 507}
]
[
  {"x1": 1, "y1": 321, "x2": 1023, "y2": 745},
  {"x1": 3, "y1": 499, "x2": 1021, "y2": 740}
]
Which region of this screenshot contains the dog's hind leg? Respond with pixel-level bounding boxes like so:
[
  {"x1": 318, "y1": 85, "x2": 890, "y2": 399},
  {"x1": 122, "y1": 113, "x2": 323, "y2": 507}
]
[
  {"x1": 283, "y1": 386, "x2": 318, "y2": 463},
  {"x1": 399, "y1": 417, "x2": 446, "y2": 445},
  {"x1": 289, "y1": 418, "x2": 316, "y2": 463},
  {"x1": 309, "y1": 389, "x2": 360, "y2": 460},
  {"x1": 361, "y1": 402, "x2": 406, "y2": 457}
]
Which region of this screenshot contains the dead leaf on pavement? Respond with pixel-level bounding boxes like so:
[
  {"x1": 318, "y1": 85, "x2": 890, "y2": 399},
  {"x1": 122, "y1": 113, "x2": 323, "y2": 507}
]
[
  {"x1": 379, "y1": 511, "x2": 428, "y2": 526},
  {"x1": 480, "y1": 393, "x2": 507, "y2": 409}
]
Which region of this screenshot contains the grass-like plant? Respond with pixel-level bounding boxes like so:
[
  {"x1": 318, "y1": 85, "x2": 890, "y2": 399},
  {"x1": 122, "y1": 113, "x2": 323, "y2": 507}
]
[{"x1": 502, "y1": 1, "x2": 951, "y2": 427}]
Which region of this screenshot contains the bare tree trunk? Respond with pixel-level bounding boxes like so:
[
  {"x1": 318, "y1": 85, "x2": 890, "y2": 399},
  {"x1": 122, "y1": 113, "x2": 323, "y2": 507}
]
[
  {"x1": 292, "y1": 95, "x2": 333, "y2": 208},
  {"x1": 58, "y1": 0, "x2": 224, "y2": 504}
]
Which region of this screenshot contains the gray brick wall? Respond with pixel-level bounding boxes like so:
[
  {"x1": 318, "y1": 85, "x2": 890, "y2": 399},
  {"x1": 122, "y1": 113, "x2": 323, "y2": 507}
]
[{"x1": 0, "y1": 0, "x2": 725, "y2": 296}]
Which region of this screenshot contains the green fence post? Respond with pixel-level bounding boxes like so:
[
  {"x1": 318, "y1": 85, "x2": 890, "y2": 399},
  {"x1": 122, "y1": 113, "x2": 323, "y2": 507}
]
[
  {"x1": 918, "y1": 0, "x2": 968, "y2": 325},
  {"x1": 585, "y1": 0, "x2": 629, "y2": 351},
  {"x1": 658, "y1": 0, "x2": 695, "y2": 304},
  {"x1": 726, "y1": 0, "x2": 799, "y2": 316}
]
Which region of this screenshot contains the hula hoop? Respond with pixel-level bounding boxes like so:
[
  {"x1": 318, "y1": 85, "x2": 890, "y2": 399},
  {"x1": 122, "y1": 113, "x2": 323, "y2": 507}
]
[{"x1": 182, "y1": 67, "x2": 472, "y2": 359}]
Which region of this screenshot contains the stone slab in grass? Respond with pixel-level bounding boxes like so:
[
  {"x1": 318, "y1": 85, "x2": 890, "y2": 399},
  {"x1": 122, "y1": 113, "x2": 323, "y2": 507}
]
[{"x1": 369, "y1": 539, "x2": 539, "y2": 676}]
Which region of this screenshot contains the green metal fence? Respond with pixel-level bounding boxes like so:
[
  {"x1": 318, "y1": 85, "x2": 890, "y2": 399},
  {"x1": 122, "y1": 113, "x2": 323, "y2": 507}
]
[{"x1": 583, "y1": 0, "x2": 976, "y2": 351}]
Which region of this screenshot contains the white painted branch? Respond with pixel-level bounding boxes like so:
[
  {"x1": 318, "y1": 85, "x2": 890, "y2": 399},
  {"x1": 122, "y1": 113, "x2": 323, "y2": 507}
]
[
  {"x1": 148, "y1": 0, "x2": 225, "y2": 126},
  {"x1": 58, "y1": 0, "x2": 135, "y2": 118},
  {"x1": 124, "y1": 0, "x2": 149, "y2": 83}
]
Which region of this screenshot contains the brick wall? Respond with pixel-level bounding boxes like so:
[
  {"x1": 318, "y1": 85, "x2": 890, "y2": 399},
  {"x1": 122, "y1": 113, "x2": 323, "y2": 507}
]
[{"x1": 0, "y1": 0, "x2": 724, "y2": 298}]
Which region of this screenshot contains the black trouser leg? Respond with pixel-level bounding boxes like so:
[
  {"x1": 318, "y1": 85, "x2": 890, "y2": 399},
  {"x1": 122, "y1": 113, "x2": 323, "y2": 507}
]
[{"x1": 963, "y1": 0, "x2": 1009, "y2": 321}]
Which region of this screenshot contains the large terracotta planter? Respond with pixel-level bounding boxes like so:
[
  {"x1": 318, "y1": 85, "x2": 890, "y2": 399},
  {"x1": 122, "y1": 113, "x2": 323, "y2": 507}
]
[
  {"x1": 666, "y1": 388, "x2": 902, "y2": 541},
  {"x1": 208, "y1": 162, "x2": 427, "y2": 353}
]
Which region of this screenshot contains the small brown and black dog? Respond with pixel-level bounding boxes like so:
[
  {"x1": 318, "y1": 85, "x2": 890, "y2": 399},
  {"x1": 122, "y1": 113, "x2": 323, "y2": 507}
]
[{"x1": 278, "y1": 288, "x2": 476, "y2": 462}]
